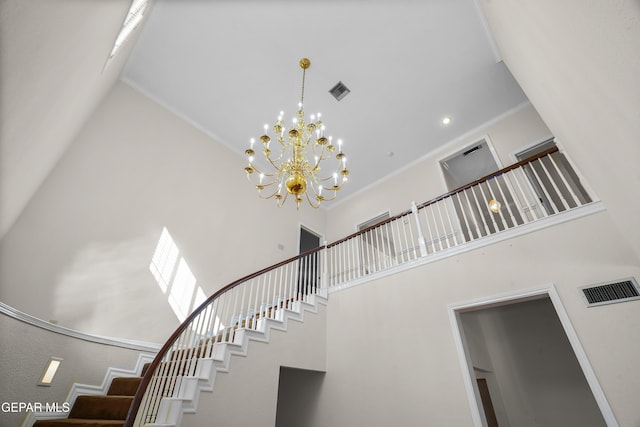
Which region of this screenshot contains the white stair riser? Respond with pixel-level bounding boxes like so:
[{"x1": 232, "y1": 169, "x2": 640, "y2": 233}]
[{"x1": 152, "y1": 295, "x2": 327, "y2": 426}]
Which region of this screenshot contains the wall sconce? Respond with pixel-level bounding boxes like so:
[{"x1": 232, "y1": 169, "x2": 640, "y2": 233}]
[
  {"x1": 38, "y1": 357, "x2": 63, "y2": 386},
  {"x1": 488, "y1": 199, "x2": 501, "y2": 214}
]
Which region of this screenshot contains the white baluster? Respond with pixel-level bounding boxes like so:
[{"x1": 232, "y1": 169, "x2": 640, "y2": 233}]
[
  {"x1": 470, "y1": 185, "x2": 491, "y2": 236},
  {"x1": 501, "y1": 170, "x2": 530, "y2": 223},
  {"x1": 529, "y1": 161, "x2": 560, "y2": 213},
  {"x1": 411, "y1": 202, "x2": 427, "y2": 257},
  {"x1": 443, "y1": 196, "x2": 459, "y2": 246},
  {"x1": 538, "y1": 156, "x2": 571, "y2": 211},
  {"x1": 547, "y1": 153, "x2": 582, "y2": 207},
  {"x1": 454, "y1": 192, "x2": 474, "y2": 242}
]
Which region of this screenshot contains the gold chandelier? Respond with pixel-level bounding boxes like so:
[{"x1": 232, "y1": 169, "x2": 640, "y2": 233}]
[{"x1": 244, "y1": 58, "x2": 349, "y2": 209}]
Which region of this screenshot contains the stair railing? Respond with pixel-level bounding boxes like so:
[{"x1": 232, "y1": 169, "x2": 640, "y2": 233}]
[
  {"x1": 326, "y1": 146, "x2": 594, "y2": 286},
  {"x1": 124, "y1": 247, "x2": 325, "y2": 426},
  {"x1": 125, "y1": 145, "x2": 596, "y2": 426}
]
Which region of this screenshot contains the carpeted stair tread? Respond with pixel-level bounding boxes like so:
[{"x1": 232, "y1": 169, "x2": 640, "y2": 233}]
[
  {"x1": 68, "y1": 395, "x2": 133, "y2": 420},
  {"x1": 33, "y1": 419, "x2": 124, "y2": 427},
  {"x1": 107, "y1": 376, "x2": 142, "y2": 396}
]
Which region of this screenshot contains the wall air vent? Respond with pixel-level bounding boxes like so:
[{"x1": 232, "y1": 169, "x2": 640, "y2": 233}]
[
  {"x1": 329, "y1": 81, "x2": 351, "y2": 101},
  {"x1": 580, "y1": 277, "x2": 640, "y2": 307},
  {"x1": 463, "y1": 145, "x2": 482, "y2": 156}
]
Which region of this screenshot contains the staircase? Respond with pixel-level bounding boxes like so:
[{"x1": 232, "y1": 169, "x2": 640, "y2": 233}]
[
  {"x1": 33, "y1": 372, "x2": 146, "y2": 427},
  {"x1": 28, "y1": 293, "x2": 326, "y2": 427}
]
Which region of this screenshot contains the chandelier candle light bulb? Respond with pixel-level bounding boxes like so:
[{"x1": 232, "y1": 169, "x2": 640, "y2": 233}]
[{"x1": 244, "y1": 57, "x2": 350, "y2": 209}]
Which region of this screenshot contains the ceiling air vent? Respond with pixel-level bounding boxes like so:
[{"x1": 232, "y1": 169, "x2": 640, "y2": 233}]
[
  {"x1": 580, "y1": 277, "x2": 640, "y2": 307},
  {"x1": 329, "y1": 81, "x2": 350, "y2": 101}
]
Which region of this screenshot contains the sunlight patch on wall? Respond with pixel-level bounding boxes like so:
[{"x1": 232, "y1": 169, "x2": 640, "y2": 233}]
[
  {"x1": 149, "y1": 227, "x2": 206, "y2": 323},
  {"x1": 168, "y1": 259, "x2": 197, "y2": 322},
  {"x1": 150, "y1": 228, "x2": 179, "y2": 293}
]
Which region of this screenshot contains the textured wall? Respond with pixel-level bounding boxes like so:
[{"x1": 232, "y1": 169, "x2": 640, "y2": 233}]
[
  {"x1": 0, "y1": 314, "x2": 145, "y2": 427},
  {"x1": 0, "y1": 82, "x2": 325, "y2": 342},
  {"x1": 315, "y1": 212, "x2": 640, "y2": 426}
]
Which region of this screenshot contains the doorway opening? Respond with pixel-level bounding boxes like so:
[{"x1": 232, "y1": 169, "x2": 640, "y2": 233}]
[
  {"x1": 357, "y1": 211, "x2": 393, "y2": 275},
  {"x1": 440, "y1": 137, "x2": 502, "y2": 190},
  {"x1": 298, "y1": 226, "x2": 322, "y2": 297},
  {"x1": 515, "y1": 138, "x2": 592, "y2": 216},
  {"x1": 275, "y1": 366, "x2": 325, "y2": 427},
  {"x1": 439, "y1": 138, "x2": 515, "y2": 241},
  {"x1": 450, "y1": 287, "x2": 616, "y2": 426}
]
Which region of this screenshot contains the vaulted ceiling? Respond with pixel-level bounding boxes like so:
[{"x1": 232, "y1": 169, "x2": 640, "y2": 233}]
[
  {"x1": 1, "y1": 0, "x2": 528, "y2": 237},
  {"x1": 122, "y1": 0, "x2": 528, "y2": 201}
]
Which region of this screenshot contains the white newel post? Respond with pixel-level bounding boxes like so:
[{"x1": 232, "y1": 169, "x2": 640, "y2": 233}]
[
  {"x1": 322, "y1": 240, "x2": 328, "y2": 290},
  {"x1": 411, "y1": 201, "x2": 428, "y2": 257}
]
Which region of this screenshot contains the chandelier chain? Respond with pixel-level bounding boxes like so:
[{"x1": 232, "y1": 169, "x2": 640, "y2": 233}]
[{"x1": 300, "y1": 67, "x2": 306, "y2": 106}]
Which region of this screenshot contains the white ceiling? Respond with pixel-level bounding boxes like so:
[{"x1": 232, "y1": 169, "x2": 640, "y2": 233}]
[{"x1": 121, "y1": 0, "x2": 528, "y2": 202}]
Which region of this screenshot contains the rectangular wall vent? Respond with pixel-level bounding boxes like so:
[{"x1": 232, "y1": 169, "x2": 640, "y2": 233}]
[{"x1": 580, "y1": 277, "x2": 640, "y2": 307}]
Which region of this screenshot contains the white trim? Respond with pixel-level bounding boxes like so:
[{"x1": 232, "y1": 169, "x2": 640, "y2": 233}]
[
  {"x1": 439, "y1": 134, "x2": 500, "y2": 167},
  {"x1": 355, "y1": 209, "x2": 392, "y2": 233},
  {"x1": 0, "y1": 301, "x2": 161, "y2": 352},
  {"x1": 22, "y1": 353, "x2": 157, "y2": 427},
  {"x1": 471, "y1": 0, "x2": 502, "y2": 63},
  {"x1": 327, "y1": 101, "x2": 533, "y2": 210},
  {"x1": 447, "y1": 285, "x2": 619, "y2": 427},
  {"x1": 329, "y1": 201, "x2": 605, "y2": 294},
  {"x1": 508, "y1": 135, "x2": 555, "y2": 164},
  {"x1": 298, "y1": 223, "x2": 324, "y2": 253},
  {"x1": 546, "y1": 288, "x2": 619, "y2": 425},
  {"x1": 448, "y1": 305, "x2": 486, "y2": 426},
  {"x1": 438, "y1": 134, "x2": 503, "y2": 194}
]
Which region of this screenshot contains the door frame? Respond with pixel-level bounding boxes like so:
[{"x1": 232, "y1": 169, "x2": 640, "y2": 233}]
[
  {"x1": 298, "y1": 224, "x2": 324, "y2": 253},
  {"x1": 448, "y1": 284, "x2": 618, "y2": 427}
]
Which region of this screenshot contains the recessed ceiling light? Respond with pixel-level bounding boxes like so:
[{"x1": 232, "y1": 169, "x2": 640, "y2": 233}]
[{"x1": 442, "y1": 116, "x2": 452, "y2": 125}]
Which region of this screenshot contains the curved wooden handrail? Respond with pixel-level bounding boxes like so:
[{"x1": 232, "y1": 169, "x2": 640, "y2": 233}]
[
  {"x1": 416, "y1": 145, "x2": 559, "y2": 210},
  {"x1": 125, "y1": 144, "x2": 561, "y2": 426},
  {"x1": 124, "y1": 245, "x2": 325, "y2": 426},
  {"x1": 328, "y1": 146, "x2": 559, "y2": 248}
]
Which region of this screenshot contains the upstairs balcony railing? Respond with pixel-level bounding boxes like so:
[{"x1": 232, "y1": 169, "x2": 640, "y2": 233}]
[
  {"x1": 125, "y1": 145, "x2": 597, "y2": 426},
  {"x1": 327, "y1": 145, "x2": 594, "y2": 286}
]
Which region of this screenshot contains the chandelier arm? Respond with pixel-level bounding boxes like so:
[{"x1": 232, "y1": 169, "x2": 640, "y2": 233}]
[
  {"x1": 248, "y1": 166, "x2": 281, "y2": 180},
  {"x1": 247, "y1": 163, "x2": 263, "y2": 175},
  {"x1": 263, "y1": 152, "x2": 285, "y2": 171},
  {"x1": 265, "y1": 139, "x2": 290, "y2": 166},
  {"x1": 304, "y1": 191, "x2": 321, "y2": 209},
  {"x1": 257, "y1": 183, "x2": 284, "y2": 200},
  {"x1": 320, "y1": 191, "x2": 338, "y2": 202},
  {"x1": 276, "y1": 190, "x2": 289, "y2": 207}
]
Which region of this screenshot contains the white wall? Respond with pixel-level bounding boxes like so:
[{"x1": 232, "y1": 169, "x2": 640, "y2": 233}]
[
  {"x1": 0, "y1": 81, "x2": 326, "y2": 342},
  {"x1": 0, "y1": 314, "x2": 146, "y2": 427},
  {"x1": 181, "y1": 303, "x2": 327, "y2": 427},
  {"x1": 479, "y1": 0, "x2": 640, "y2": 259},
  {"x1": 324, "y1": 103, "x2": 553, "y2": 241},
  {"x1": 313, "y1": 211, "x2": 640, "y2": 426},
  {"x1": 462, "y1": 298, "x2": 606, "y2": 427},
  {"x1": 0, "y1": 0, "x2": 145, "y2": 238}
]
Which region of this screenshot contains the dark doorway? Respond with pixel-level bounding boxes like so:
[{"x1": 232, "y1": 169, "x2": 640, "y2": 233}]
[
  {"x1": 275, "y1": 367, "x2": 325, "y2": 427},
  {"x1": 298, "y1": 227, "x2": 321, "y2": 298}
]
